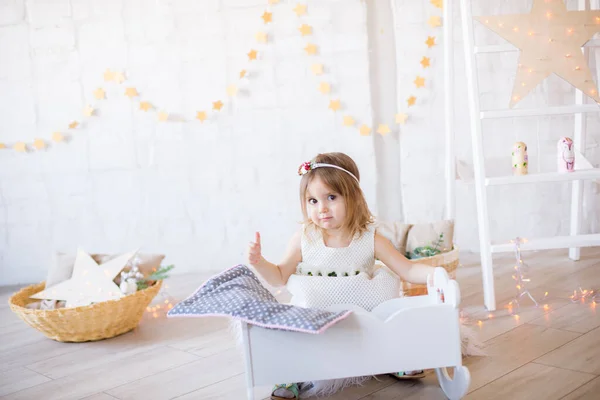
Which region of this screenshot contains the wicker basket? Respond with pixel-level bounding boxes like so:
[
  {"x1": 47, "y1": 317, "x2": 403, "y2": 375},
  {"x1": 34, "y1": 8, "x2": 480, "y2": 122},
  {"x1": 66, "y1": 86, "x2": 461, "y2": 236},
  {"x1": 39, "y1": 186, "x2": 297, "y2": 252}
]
[
  {"x1": 403, "y1": 247, "x2": 459, "y2": 296},
  {"x1": 8, "y1": 280, "x2": 162, "y2": 342}
]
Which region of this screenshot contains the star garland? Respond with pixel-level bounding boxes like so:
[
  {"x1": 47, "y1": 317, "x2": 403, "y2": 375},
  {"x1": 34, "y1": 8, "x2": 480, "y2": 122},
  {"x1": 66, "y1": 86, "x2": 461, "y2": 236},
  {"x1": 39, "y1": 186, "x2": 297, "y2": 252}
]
[{"x1": 1, "y1": 0, "x2": 444, "y2": 153}]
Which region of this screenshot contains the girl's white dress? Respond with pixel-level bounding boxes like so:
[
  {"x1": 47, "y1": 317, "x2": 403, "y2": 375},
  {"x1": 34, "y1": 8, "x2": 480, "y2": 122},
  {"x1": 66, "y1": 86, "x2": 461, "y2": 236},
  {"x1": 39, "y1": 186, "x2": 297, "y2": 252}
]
[{"x1": 285, "y1": 223, "x2": 401, "y2": 397}]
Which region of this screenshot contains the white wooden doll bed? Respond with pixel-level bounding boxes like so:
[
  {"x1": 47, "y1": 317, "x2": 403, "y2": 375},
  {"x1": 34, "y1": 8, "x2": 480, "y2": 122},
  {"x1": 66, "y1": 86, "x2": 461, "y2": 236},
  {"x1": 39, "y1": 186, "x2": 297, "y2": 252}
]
[{"x1": 240, "y1": 268, "x2": 471, "y2": 399}]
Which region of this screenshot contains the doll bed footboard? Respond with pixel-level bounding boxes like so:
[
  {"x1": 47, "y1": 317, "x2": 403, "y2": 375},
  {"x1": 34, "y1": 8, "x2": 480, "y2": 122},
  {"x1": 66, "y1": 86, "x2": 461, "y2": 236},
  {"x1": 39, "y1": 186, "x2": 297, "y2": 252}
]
[{"x1": 241, "y1": 268, "x2": 470, "y2": 400}]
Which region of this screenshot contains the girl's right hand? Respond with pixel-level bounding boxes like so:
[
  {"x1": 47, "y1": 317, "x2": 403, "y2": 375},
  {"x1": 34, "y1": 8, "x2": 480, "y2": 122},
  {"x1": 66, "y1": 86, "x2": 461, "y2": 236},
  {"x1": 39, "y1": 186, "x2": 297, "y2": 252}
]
[{"x1": 247, "y1": 232, "x2": 262, "y2": 266}]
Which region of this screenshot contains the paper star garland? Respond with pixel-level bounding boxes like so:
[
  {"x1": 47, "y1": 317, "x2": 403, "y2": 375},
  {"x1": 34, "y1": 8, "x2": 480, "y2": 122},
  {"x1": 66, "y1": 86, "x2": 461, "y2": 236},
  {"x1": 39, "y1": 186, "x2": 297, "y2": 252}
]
[
  {"x1": 227, "y1": 85, "x2": 238, "y2": 96},
  {"x1": 377, "y1": 124, "x2": 391, "y2": 135},
  {"x1": 103, "y1": 69, "x2": 115, "y2": 82},
  {"x1": 328, "y1": 99, "x2": 341, "y2": 111},
  {"x1": 30, "y1": 249, "x2": 136, "y2": 308},
  {"x1": 255, "y1": 32, "x2": 268, "y2": 43},
  {"x1": 319, "y1": 82, "x2": 331, "y2": 94},
  {"x1": 431, "y1": 0, "x2": 443, "y2": 9},
  {"x1": 476, "y1": 0, "x2": 600, "y2": 107},
  {"x1": 299, "y1": 24, "x2": 312, "y2": 36},
  {"x1": 196, "y1": 111, "x2": 207, "y2": 122},
  {"x1": 414, "y1": 76, "x2": 426, "y2": 88},
  {"x1": 311, "y1": 64, "x2": 324, "y2": 75},
  {"x1": 158, "y1": 111, "x2": 169, "y2": 122},
  {"x1": 0, "y1": 143, "x2": 5, "y2": 149},
  {"x1": 14, "y1": 142, "x2": 27, "y2": 152},
  {"x1": 359, "y1": 125, "x2": 371, "y2": 136},
  {"x1": 294, "y1": 3, "x2": 307, "y2": 17},
  {"x1": 140, "y1": 101, "x2": 152, "y2": 111},
  {"x1": 407, "y1": 96, "x2": 417, "y2": 107},
  {"x1": 343, "y1": 116, "x2": 355, "y2": 126},
  {"x1": 262, "y1": 11, "x2": 273, "y2": 24},
  {"x1": 125, "y1": 87, "x2": 138, "y2": 98},
  {"x1": 396, "y1": 113, "x2": 408, "y2": 124},
  {"x1": 248, "y1": 49, "x2": 258, "y2": 61},
  {"x1": 304, "y1": 43, "x2": 318, "y2": 55},
  {"x1": 69, "y1": 121, "x2": 79, "y2": 129},
  {"x1": 213, "y1": 100, "x2": 224, "y2": 111},
  {"x1": 426, "y1": 36, "x2": 436, "y2": 48},
  {"x1": 114, "y1": 72, "x2": 125, "y2": 84},
  {"x1": 421, "y1": 56, "x2": 431, "y2": 68},
  {"x1": 52, "y1": 132, "x2": 64, "y2": 142},
  {"x1": 83, "y1": 105, "x2": 95, "y2": 117},
  {"x1": 240, "y1": 70, "x2": 247, "y2": 79},
  {"x1": 93, "y1": 88, "x2": 106, "y2": 100},
  {"x1": 33, "y1": 139, "x2": 46, "y2": 150},
  {"x1": 428, "y1": 16, "x2": 442, "y2": 28}
]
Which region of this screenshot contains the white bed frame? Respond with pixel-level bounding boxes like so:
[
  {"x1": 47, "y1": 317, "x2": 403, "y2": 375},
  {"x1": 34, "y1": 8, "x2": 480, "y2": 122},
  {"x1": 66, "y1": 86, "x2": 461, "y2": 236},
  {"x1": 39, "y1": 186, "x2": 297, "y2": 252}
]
[{"x1": 240, "y1": 268, "x2": 471, "y2": 399}]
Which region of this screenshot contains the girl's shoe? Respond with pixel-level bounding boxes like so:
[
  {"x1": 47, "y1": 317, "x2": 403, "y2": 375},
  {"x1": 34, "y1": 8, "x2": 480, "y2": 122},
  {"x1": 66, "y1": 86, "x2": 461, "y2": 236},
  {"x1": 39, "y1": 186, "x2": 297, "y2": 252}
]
[
  {"x1": 271, "y1": 383, "x2": 300, "y2": 399},
  {"x1": 390, "y1": 370, "x2": 426, "y2": 380}
]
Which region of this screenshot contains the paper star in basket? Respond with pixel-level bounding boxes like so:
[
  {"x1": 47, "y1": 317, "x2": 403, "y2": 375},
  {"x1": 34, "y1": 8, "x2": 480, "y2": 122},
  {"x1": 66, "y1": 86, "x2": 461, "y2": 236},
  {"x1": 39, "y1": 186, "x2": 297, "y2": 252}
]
[{"x1": 30, "y1": 249, "x2": 137, "y2": 308}]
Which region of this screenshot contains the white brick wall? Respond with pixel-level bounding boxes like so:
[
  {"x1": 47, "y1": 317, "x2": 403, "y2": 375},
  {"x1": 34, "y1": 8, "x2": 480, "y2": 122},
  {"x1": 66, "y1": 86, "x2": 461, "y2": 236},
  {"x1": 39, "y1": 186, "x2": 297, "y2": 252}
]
[{"x1": 0, "y1": 0, "x2": 599, "y2": 285}]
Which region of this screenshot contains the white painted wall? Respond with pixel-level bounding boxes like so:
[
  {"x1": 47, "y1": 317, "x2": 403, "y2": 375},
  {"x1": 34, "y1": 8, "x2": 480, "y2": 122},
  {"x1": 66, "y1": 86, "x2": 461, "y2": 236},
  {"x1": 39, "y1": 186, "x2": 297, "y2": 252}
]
[{"x1": 1, "y1": 0, "x2": 599, "y2": 285}]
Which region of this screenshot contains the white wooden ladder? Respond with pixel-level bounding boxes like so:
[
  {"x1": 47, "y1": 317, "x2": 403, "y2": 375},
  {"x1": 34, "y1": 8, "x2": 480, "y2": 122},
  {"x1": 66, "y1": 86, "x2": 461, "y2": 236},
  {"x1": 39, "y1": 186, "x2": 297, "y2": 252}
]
[{"x1": 459, "y1": 0, "x2": 600, "y2": 311}]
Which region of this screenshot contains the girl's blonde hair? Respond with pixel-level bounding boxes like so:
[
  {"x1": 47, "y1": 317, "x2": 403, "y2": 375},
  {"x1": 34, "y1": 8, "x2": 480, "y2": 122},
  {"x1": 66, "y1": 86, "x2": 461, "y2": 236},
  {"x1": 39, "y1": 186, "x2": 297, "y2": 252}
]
[{"x1": 299, "y1": 152, "x2": 373, "y2": 238}]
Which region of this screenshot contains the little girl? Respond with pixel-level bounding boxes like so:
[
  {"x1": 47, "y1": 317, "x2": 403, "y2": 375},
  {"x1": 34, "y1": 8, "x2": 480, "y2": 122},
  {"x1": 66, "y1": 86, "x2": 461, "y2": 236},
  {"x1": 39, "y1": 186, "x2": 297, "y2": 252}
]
[{"x1": 247, "y1": 152, "x2": 437, "y2": 399}]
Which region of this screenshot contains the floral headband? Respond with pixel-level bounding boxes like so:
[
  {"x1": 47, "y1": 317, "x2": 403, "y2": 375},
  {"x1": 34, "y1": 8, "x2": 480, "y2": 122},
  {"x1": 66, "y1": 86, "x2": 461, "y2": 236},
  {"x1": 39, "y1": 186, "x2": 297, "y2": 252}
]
[{"x1": 297, "y1": 161, "x2": 359, "y2": 183}]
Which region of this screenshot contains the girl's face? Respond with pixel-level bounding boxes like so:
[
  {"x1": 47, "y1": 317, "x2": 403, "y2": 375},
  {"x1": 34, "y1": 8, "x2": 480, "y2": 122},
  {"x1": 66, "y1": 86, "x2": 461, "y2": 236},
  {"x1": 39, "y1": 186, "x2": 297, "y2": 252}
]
[{"x1": 305, "y1": 176, "x2": 347, "y2": 232}]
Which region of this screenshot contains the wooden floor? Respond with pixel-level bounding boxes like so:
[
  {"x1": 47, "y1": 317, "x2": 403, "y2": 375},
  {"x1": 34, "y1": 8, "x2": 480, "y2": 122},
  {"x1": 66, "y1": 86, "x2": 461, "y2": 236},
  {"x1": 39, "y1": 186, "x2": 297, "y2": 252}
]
[{"x1": 2, "y1": 248, "x2": 600, "y2": 399}]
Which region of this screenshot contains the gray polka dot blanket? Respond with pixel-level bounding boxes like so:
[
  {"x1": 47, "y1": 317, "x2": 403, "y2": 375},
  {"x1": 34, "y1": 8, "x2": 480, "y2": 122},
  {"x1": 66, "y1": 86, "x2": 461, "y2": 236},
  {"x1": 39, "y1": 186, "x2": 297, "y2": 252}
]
[{"x1": 167, "y1": 264, "x2": 352, "y2": 334}]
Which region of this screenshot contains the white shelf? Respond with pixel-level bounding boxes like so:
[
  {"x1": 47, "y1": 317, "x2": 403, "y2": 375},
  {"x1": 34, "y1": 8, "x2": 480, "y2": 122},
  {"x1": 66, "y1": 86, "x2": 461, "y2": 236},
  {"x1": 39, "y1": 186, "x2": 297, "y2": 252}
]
[
  {"x1": 486, "y1": 168, "x2": 600, "y2": 186},
  {"x1": 474, "y1": 39, "x2": 600, "y2": 54},
  {"x1": 481, "y1": 105, "x2": 600, "y2": 119},
  {"x1": 491, "y1": 234, "x2": 600, "y2": 253}
]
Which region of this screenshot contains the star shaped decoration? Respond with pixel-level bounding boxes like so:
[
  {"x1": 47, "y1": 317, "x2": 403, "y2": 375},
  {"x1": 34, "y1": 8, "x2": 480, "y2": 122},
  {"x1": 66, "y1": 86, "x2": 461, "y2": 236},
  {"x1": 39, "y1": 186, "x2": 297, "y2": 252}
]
[
  {"x1": 262, "y1": 11, "x2": 273, "y2": 24},
  {"x1": 196, "y1": 111, "x2": 207, "y2": 122},
  {"x1": 395, "y1": 113, "x2": 409, "y2": 125},
  {"x1": 248, "y1": 49, "x2": 258, "y2": 61},
  {"x1": 476, "y1": 0, "x2": 600, "y2": 107},
  {"x1": 52, "y1": 132, "x2": 65, "y2": 142},
  {"x1": 30, "y1": 249, "x2": 136, "y2": 308},
  {"x1": 0, "y1": 143, "x2": 5, "y2": 149},
  {"x1": 93, "y1": 88, "x2": 106, "y2": 100},
  {"x1": 311, "y1": 64, "x2": 324, "y2": 75},
  {"x1": 299, "y1": 24, "x2": 312, "y2": 36},
  {"x1": 157, "y1": 111, "x2": 169, "y2": 122},
  {"x1": 293, "y1": 3, "x2": 307, "y2": 16},
  {"x1": 213, "y1": 100, "x2": 224, "y2": 111},
  {"x1": 359, "y1": 125, "x2": 371, "y2": 136},
  {"x1": 377, "y1": 124, "x2": 391, "y2": 135},
  {"x1": 33, "y1": 138, "x2": 46, "y2": 150},
  {"x1": 103, "y1": 69, "x2": 115, "y2": 82},
  {"x1": 318, "y1": 82, "x2": 331, "y2": 94},
  {"x1": 425, "y1": 36, "x2": 436, "y2": 48},
  {"x1": 140, "y1": 101, "x2": 152, "y2": 111},
  {"x1": 125, "y1": 87, "x2": 139, "y2": 98},
  {"x1": 69, "y1": 121, "x2": 79, "y2": 129},
  {"x1": 255, "y1": 32, "x2": 268, "y2": 43},
  {"x1": 428, "y1": 16, "x2": 442, "y2": 28},
  {"x1": 431, "y1": 0, "x2": 443, "y2": 9},
  {"x1": 14, "y1": 142, "x2": 27, "y2": 152},
  {"x1": 304, "y1": 43, "x2": 318, "y2": 55},
  {"x1": 421, "y1": 56, "x2": 431, "y2": 68},
  {"x1": 407, "y1": 96, "x2": 417, "y2": 107},
  {"x1": 227, "y1": 84, "x2": 238, "y2": 96},
  {"x1": 329, "y1": 99, "x2": 341, "y2": 112},
  {"x1": 240, "y1": 69, "x2": 248, "y2": 79},
  {"x1": 83, "y1": 105, "x2": 95, "y2": 117},
  {"x1": 114, "y1": 72, "x2": 126, "y2": 84},
  {"x1": 414, "y1": 76, "x2": 426, "y2": 88},
  {"x1": 343, "y1": 115, "x2": 355, "y2": 126}
]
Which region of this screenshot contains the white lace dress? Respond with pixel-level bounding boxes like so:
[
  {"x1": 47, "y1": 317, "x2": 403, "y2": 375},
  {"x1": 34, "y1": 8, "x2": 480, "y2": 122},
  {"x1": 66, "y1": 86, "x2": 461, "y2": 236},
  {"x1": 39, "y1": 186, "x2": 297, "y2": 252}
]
[{"x1": 286, "y1": 224, "x2": 400, "y2": 312}]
